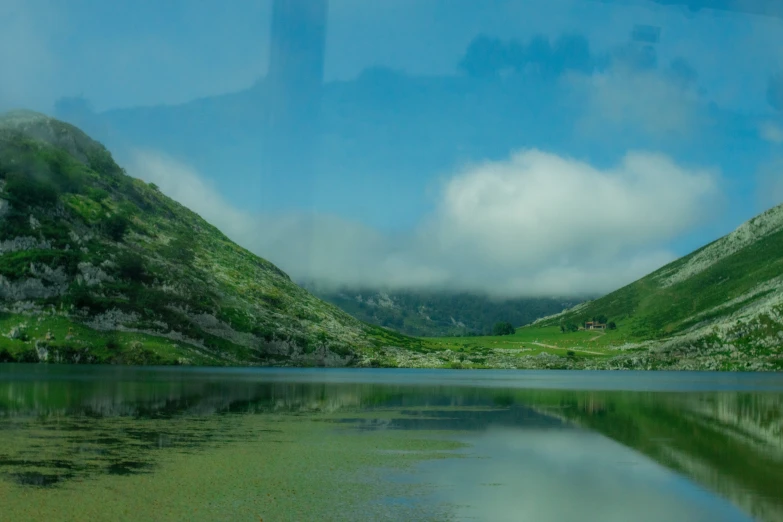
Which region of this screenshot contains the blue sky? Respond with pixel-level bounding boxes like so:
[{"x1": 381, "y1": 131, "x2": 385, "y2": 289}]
[{"x1": 1, "y1": 0, "x2": 782, "y2": 296}]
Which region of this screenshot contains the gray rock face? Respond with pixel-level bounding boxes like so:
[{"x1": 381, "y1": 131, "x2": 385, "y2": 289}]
[
  {"x1": 84, "y1": 309, "x2": 141, "y2": 331},
  {"x1": 76, "y1": 262, "x2": 114, "y2": 286},
  {"x1": 6, "y1": 324, "x2": 27, "y2": 339},
  {"x1": 30, "y1": 264, "x2": 69, "y2": 285},
  {"x1": 35, "y1": 342, "x2": 49, "y2": 362},
  {"x1": 0, "y1": 275, "x2": 68, "y2": 300},
  {"x1": 0, "y1": 236, "x2": 52, "y2": 254}
]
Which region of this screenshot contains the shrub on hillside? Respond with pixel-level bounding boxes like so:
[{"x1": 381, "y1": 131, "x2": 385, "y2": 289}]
[
  {"x1": 104, "y1": 213, "x2": 130, "y2": 241},
  {"x1": 87, "y1": 147, "x2": 122, "y2": 178},
  {"x1": 115, "y1": 251, "x2": 147, "y2": 282},
  {"x1": 18, "y1": 348, "x2": 39, "y2": 363},
  {"x1": 105, "y1": 336, "x2": 120, "y2": 351},
  {"x1": 163, "y1": 234, "x2": 195, "y2": 264},
  {"x1": 492, "y1": 321, "x2": 516, "y2": 336},
  {"x1": 86, "y1": 187, "x2": 110, "y2": 203},
  {"x1": 3, "y1": 172, "x2": 58, "y2": 208},
  {"x1": 0, "y1": 208, "x2": 32, "y2": 240},
  {"x1": 66, "y1": 283, "x2": 104, "y2": 312},
  {"x1": 560, "y1": 322, "x2": 579, "y2": 333}
]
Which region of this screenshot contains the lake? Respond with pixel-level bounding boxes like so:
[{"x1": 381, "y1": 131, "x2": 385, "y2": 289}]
[{"x1": 1, "y1": 366, "x2": 782, "y2": 521}]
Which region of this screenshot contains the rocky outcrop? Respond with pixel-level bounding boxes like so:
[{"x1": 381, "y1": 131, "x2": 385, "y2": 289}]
[
  {"x1": 76, "y1": 262, "x2": 114, "y2": 286},
  {"x1": 0, "y1": 274, "x2": 68, "y2": 300},
  {"x1": 0, "y1": 236, "x2": 52, "y2": 254},
  {"x1": 83, "y1": 308, "x2": 142, "y2": 331}
]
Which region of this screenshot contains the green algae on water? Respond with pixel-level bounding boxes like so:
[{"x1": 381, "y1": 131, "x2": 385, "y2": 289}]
[{"x1": 0, "y1": 411, "x2": 467, "y2": 521}]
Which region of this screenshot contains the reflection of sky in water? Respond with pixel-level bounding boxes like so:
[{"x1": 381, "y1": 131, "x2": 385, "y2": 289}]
[{"x1": 411, "y1": 428, "x2": 752, "y2": 522}]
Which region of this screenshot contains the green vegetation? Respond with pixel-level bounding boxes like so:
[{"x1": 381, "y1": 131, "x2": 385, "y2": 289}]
[
  {"x1": 104, "y1": 212, "x2": 130, "y2": 241},
  {"x1": 430, "y1": 325, "x2": 620, "y2": 355},
  {"x1": 0, "y1": 314, "x2": 217, "y2": 365},
  {"x1": 560, "y1": 321, "x2": 579, "y2": 333},
  {"x1": 492, "y1": 321, "x2": 515, "y2": 336},
  {"x1": 0, "y1": 111, "x2": 405, "y2": 367}
]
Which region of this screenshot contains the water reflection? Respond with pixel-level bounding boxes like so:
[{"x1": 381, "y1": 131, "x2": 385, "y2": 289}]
[
  {"x1": 0, "y1": 365, "x2": 782, "y2": 521},
  {"x1": 419, "y1": 428, "x2": 751, "y2": 522}
]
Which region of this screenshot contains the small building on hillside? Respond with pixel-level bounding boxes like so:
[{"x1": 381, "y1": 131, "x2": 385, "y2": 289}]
[{"x1": 584, "y1": 321, "x2": 607, "y2": 331}]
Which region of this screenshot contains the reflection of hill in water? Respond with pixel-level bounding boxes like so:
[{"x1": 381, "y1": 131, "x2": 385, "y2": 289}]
[
  {"x1": 0, "y1": 379, "x2": 367, "y2": 418},
  {"x1": 537, "y1": 391, "x2": 783, "y2": 522},
  {"x1": 335, "y1": 405, "x2": 569, "y2": 432}
]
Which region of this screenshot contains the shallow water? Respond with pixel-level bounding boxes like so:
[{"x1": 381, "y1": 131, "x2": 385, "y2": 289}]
[{"x1": 1, "y1": 366, "x2": 782, "y2": 521}]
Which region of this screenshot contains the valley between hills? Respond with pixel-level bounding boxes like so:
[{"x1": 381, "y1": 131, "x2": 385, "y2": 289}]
[{"x1": 0, "y1": 110, "x2": 781, "y2": 371}]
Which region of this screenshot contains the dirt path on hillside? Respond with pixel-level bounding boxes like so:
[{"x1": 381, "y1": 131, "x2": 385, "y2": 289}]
[
  {"x1": 588, "y1": 332, "x2": 606, "y2": 341},
  {"x1": 529, "y1": 341, "x2": 604, "y2": 356}
]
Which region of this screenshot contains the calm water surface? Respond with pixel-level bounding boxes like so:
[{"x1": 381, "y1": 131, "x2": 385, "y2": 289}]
[{"x1": 1, "y1": 366, "x2": 782, "y2": 521}]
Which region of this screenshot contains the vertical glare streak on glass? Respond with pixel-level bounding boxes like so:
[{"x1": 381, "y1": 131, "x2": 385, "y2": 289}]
[
  {"x1": 268, "y1": 0, "x2": 327, "y2": 129},
  {"x1": 262, "y1": 0, "x2": 328, "y2": 269}
]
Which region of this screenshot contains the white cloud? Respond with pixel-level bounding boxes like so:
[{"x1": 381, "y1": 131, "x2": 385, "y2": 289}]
[
  {"x1": 128, "y1": 148, "x2": 719, "y2": 298},
  {"x1": 759, "y1": 121, "x2": 783, "y2": 144}
]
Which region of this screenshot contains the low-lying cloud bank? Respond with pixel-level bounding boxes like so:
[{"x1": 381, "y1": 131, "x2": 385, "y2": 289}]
[{"x1": 128, "y1": 148, "x2": 719, "y2": 298}]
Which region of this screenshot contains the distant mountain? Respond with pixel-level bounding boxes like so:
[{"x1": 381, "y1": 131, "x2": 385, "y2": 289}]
[
  {"x1": 0, "y1": 111, "x2": 416, "y2": 366},
  {"x1": 303, "y1": 283, "x2": 584, "y2": 337},
  {"x1": 533, "y1": 202, "x2": 783, "y2": 369}
]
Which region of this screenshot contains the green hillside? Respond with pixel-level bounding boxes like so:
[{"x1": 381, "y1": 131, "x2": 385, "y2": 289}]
[
  {"x1": 0, "y1": 111, "x2": 420, "y2": 366},
  {"x1": 536, "y1": 205, "x2": 783, "y2": 336},
  {"x1": 522, "y1": 203, "x2": 783, "y2": 369}
]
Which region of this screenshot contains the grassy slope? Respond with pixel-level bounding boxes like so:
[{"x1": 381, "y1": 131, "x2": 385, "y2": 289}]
[
  {"x1": 532, "y1": 215, "x2": 783, "y2": 340},
  {"x1": 428, "y1": 327, "x2": 618, "y2": 355},
  {"x1": 0, "y1": 111, "x2": 423, "y2": 366}
]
